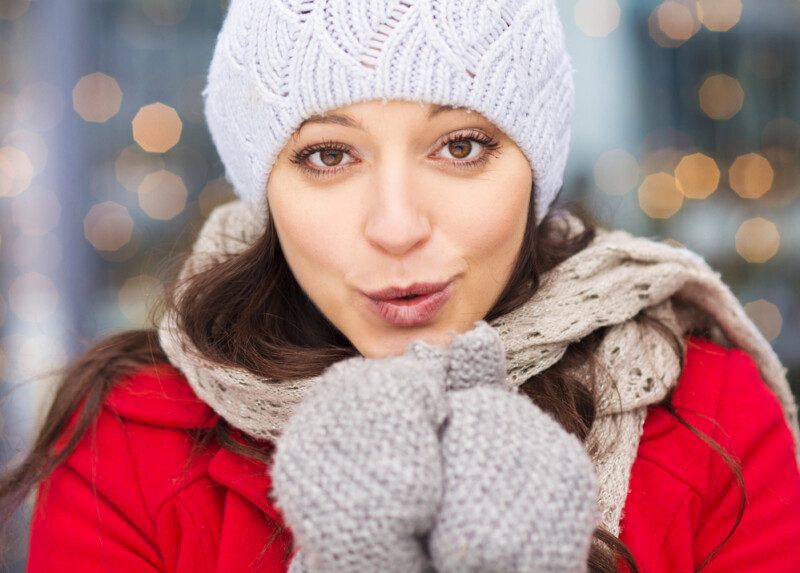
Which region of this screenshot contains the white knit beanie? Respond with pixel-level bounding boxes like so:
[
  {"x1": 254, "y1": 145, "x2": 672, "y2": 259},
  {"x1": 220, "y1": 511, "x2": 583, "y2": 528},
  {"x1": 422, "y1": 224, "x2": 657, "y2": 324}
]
[{"x1": 203, "y1": 0, "x2": 575, "y2": 224}]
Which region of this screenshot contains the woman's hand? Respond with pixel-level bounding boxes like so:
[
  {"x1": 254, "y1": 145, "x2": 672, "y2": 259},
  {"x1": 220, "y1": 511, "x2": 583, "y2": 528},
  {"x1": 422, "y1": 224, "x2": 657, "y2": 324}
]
[
  {"x1": 423, "y1": 321, "x2": 600, "y2": 573},
  {"x1": 271, "y1": 320, "x2": 599, "y2": 572},
  {"x1": 270, "y1": 343, "x2": 449, "y2": 573}
]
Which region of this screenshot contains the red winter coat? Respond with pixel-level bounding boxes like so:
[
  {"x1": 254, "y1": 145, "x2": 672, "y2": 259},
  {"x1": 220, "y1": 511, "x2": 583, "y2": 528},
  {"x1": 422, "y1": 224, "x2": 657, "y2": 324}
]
[{"x1": 27, "y1": 336, "x2": 800, "y2": 572}]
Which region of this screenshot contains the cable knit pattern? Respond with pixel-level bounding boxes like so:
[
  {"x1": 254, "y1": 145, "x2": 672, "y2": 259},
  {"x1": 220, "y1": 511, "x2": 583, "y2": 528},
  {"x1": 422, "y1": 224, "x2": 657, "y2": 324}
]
[
  {"x1": 272, "y1": 322, "x2": 599, "y2": 572},
  {"x1": 157, "y1": 200, "x2": 800, "y2": 539},
  {"x1": 203, "y1": 0, "x2": 575, "y2": 225}
]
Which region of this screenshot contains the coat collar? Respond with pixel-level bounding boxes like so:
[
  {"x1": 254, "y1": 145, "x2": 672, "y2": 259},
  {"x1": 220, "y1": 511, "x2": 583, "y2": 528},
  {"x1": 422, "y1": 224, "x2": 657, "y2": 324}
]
[
  {"x1": 107, "y1": 363, "x2": 287, "y2": 525},
  {"x1": 106, "y1": 363, "x2": 219, "y2": 428}
]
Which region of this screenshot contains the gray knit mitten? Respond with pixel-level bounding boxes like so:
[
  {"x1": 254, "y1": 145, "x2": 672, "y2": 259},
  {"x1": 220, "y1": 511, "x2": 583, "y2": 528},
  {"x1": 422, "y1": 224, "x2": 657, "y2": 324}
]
[
  {"x1": 420, "y1": 321, "x2": 600, "y2": 573},
  {"x1": 270, "y1": 345, "x2": 449, "y2": 573},
  {"x1": 271, "y1": 321, "x2": 599, "y2": 573}
]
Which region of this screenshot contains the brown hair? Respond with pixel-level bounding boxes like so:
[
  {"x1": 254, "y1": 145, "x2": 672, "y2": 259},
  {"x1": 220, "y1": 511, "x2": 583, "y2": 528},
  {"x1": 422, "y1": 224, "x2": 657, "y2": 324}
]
[{"x1": 0, "y1": 183, "x2": 744, "y2": 571}]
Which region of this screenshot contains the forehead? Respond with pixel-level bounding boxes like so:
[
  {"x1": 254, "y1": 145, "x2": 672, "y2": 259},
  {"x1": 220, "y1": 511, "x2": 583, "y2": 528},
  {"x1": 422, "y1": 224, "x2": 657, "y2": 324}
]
[{"x1": 297, "y1": 103, "x2": 472, "y2": 131}]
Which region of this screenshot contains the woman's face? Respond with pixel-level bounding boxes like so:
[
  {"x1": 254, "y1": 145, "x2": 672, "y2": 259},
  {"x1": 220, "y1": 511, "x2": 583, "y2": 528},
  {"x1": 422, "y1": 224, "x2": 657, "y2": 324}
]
[{"x1": 267, "y1": 99, "x2": 532, "y2": 358}]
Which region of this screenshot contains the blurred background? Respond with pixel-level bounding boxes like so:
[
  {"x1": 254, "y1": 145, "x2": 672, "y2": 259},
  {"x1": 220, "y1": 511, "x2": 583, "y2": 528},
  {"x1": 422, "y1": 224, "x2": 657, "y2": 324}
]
[{"x1": 0, "y1": 0, "x2": 798, "y2": 568}]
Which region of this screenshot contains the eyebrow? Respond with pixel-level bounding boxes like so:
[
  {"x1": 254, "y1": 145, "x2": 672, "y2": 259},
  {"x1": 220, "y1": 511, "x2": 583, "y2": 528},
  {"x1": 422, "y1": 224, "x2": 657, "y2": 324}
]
[{"x1": 297, "y1": 103, "x2": 464, "y2": 131}]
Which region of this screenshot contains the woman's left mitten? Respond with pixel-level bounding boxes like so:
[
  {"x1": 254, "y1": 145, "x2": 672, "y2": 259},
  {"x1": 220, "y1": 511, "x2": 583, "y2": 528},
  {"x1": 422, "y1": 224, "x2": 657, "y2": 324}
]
[
  {"x1": 429, "y1": 321, "x2": 600, "y2": 573},
  {"x1": 270, "y1": 351, "x2": 449, "y2": 573}
]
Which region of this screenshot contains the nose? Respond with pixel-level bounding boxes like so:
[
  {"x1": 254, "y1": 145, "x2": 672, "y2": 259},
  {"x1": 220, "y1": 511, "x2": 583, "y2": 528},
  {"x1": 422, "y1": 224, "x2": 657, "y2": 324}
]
[{"x1": 363, "y1": 164, "x2": 432, "y2": 256}]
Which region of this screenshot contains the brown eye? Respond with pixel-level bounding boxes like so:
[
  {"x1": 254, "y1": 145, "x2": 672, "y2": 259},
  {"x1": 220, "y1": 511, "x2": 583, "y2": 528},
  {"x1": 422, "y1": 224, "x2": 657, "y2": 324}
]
[
  {"x1": 447, "y1": 140, "x2": 472, "y2": 159},
  {"x1": 320, "y1": 149, "x2": 345, "y2": 166}
]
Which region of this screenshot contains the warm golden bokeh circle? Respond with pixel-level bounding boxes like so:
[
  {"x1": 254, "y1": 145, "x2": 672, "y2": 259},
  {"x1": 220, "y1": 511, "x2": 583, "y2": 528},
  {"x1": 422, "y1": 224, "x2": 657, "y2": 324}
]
[
  {"x1": 132, "y1": 103, "x2": 183, "y2": 153},
  {"x1": 698, "y1": 74, "x2": 744, "y2": 120},
  {"x1": 3, "y1": 130, "x2": 48, "y2": 175},
  {"x1": 641, "y1": 146, "x2": 683, "y2": 176},
  {"x1": 594, "y1": 149, "x2": 640, "y2": 196},
  {"x1": 696, "y1": 0, "x2": 743, "y2": 33},
  {"x1": 657, "y1": 1, "x2": 699, "y2": 41},
  {"x1": 118, "y1": 275, "x2": 165, "y2": 326},
  {"x1": 72, "y1": 72, "x2": 123, "y2": 123},
  {"x1": 138, "y1": 169, "x2": 188, "y2": 220},
  {"x1": 0, "y1": 145, "x2": 34, "y2": 197},
  {"x1": 199, "y1": 178, "x2": 236, "y2": 217},
  {"x1": 83, "y1": 201, "x2": 135, "y2": 251},
  {"x1": 115, "y1": 146, "x2": 166, "y2": 192},
  {"x1": 638, "y1": 173, "x2": 684, "y2": 219},
  {"x1": 743, "y1": 299, "x2": 783, "y2": 342},
  {"x1": 735, "y1": 218, "x2": 780, "y2": 263},
  {"x1": 674, "y1": 153, "x2": 720, "y2": 199},
  {"x1": 649, "y1": 0, "x2": 700, "y2": 47},
  {"x1": 729, "y1": 153, "x2": 774, "y2": 199}
]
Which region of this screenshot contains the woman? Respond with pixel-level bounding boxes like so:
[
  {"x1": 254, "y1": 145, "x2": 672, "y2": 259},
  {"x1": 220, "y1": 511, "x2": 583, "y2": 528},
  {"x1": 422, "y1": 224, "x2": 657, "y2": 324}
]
[{"x1": 3, "y1": 0, "x2": 800, "y2": 571}]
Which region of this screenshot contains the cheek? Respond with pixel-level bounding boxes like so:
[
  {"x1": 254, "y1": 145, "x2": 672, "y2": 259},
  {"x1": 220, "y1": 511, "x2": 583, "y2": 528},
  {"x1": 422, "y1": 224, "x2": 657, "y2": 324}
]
[
  {"x1": 449, "y1": 182, "x2": 530, "y2": 262},
  {"x1": 268, "y1": 187, "x2": 353, "y2": 290}
]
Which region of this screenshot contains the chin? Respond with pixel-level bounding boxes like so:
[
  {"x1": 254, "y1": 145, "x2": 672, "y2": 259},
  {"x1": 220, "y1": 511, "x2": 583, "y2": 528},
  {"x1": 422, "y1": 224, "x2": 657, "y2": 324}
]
[{"x1": 349, "y1": 326, "x2": 444, "y2": 359}]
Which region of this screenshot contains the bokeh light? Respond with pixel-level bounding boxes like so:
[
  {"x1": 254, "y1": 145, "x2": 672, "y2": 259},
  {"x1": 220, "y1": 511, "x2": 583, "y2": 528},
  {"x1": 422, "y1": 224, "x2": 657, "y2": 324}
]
[
  {"x1": 137, "y1": 169, "x2": 188, "y2": 220},
  {"x1": 16, "y1": 81, "x2": 65, "y2": 132},
  {"x1": 729, "y1": 153, "x2": 774, "y2": 199},
  {"x1": 735, "y1": 217, "x2": 780, "y2": 263},
  {"x1": 0, "y1": 145, "x2": 34, "y2": 197},
  {"x1": 142, "y1": 0, "x2": 192, "y2": 27},
  {"x1": 8, "y1": 273, "x2": 59, "y2": 323},
  {"x1": 744, "y1": 299, "x2": 783, "y2": 342},
  {"x1": 16, "y1": 335, "x2": 68, "y2": 381},
  {"x1": 2, "y1": 130, "x2": 48, "y2": 175},
  {"x1": 132, "y1": 103, "x2": 183, "y2": 153},
  {"x1": 649, "y1": 0, "x2": 700, "y2": 48},
  {"x1": 698, "y1": 74, "x2": 744, "y2": 120},
  {"x1": 83, "y1": 201, "x2": 135, "y2": 251},
  {"x1": 641, "y1": 146, "x2": 682, "y2": 175},
  {"x1": 658, "y1": 1, "x2": 699, "y2": 41},
  {"x1": 593, "y1": 149, "x2": 640, "y2": 196},
  {"x1": 638, "y1": 173, "x2": 684, "y2": 219},
  {"x1": 118, "y1": 275, "x2": 165, "y2": 326},
  {"x1": 0, "y1": 0, "x2": 30, "y2": 21},
  {"x1": 199, "y1": 178, "x2": 236, "y2": 217},
  {"x1": 10, "y1": 186, "x2": 61, "y2": 236},
  {"x1": 674, "y1": 153, "x2": 719, "y2": 199},
  {"x1": 574, "y1": 0, "x2": 621, "y2": 38},
  {"x1": 696, "y1": 0, "x2": 743, "y2": 33},
  {"x1": 115, "y1": 145, "x2": 166, "y2": 192},
  {"x1": 72, "y1": 72, "x2": 123, "y2": 123}
]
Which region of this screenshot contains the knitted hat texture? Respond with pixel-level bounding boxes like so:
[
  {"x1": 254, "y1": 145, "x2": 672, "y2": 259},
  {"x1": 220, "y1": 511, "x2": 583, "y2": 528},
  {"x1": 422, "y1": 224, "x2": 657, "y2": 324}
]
[{"x1": 204, "y1": 0, "x2": 575, "y2": 224}]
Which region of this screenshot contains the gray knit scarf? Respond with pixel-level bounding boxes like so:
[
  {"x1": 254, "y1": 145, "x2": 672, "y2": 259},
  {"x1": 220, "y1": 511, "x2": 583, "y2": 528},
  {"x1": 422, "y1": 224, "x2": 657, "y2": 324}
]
[{"x1": 157, "y1": 200, "x2": 800, "y2": 538}]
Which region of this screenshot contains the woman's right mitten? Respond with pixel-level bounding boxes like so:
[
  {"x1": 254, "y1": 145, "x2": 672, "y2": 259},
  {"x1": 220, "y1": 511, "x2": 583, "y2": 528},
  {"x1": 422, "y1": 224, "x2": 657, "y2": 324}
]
[
  {"x1": 269, "y1": 349, "x2": 449, "y2": 573},
  {"x1": 429, "y1": 321, "x2": 600, "y2": 573}
]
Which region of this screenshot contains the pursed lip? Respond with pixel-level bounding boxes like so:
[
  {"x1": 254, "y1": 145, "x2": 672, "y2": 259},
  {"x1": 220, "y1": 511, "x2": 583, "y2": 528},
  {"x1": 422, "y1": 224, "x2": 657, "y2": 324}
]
[
  {"x1": 360, "y1": 279, "x2": 455, "y2": 327},
  {"x1": 362, "y1": 279, "x2": 454, "y2": 301}
]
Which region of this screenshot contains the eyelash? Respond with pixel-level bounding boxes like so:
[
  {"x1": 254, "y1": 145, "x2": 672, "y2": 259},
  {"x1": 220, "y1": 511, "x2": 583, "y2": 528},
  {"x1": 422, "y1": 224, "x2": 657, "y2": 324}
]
[{"x1": 288, "y1": 129, "x2": 502, "y2": 180}]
